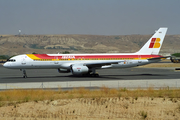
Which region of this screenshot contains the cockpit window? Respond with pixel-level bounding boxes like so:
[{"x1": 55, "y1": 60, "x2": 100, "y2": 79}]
[{"x1": 7, "y1": 59, "x2": 16, "y2": 62}]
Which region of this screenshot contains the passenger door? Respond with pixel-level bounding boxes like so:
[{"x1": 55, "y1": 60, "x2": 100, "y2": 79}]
[{"x1": 21, "y1": 56, "x2": 26, "y2": 65}]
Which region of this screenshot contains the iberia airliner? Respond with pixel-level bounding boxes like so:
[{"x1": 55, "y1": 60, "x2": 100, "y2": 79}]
[{"x1": 3, "y1": 28, "x2": 168, "y2": 78}]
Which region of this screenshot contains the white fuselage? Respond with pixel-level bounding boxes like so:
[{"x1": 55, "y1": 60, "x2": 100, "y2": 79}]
[{"x1": 3, "y1": 54, "x2": 159, "y2": 70}]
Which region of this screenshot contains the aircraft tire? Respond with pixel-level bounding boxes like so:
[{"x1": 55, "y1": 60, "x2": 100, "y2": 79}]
[
  {"x1": 23, "y1": 75, "x2": 27, "y2": 78},
  {"x1": 91, "y1": 73, "x2": 99, "y2": 77}
]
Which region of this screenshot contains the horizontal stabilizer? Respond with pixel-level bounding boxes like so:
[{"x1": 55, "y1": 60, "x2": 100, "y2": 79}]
[{"x1": 148, "y1": 56, "x2": 170, "y2": 60}]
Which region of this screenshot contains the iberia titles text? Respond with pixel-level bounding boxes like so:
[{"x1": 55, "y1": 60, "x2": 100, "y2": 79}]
[{"x1": 61, "y1": 56, "x2": 75, "y2": 59}]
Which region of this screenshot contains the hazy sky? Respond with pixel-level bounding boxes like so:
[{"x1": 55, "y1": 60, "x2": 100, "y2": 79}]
[{"x1": 0, "y1": 0, "x2": 179, "y2": 35}]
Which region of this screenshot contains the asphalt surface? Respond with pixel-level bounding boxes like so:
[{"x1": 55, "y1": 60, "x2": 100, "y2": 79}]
[{"x1": 0, "y1": 65, "x2": 180, "y2": 83}]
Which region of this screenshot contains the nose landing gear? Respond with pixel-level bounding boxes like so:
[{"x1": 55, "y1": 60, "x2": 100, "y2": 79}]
[{"x1": 20, "y1": 69, "x2": 27, "y2": 78}]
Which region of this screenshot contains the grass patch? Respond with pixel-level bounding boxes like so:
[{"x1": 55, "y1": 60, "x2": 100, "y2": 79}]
[{"x1": 140, "y1": 111, "x2": 148, "y2": 119}]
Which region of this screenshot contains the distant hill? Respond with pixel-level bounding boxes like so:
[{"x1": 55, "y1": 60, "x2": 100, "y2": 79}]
[{"x1": 0, "y1": 34, "x2": 179, "y2": 56}]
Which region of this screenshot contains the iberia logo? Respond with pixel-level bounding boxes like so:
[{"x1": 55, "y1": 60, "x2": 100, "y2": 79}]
[{"x1": 149, "y1": 38, "x2": 161, "y2": 48}]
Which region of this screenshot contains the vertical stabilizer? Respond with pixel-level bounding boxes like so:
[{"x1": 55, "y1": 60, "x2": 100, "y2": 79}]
[{"x1": 136, "y1": 28, "x2": 168, "y2": 55}]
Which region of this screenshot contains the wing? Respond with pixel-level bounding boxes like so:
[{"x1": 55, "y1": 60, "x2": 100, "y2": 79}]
[{"x1": 83, "y1": 60, "x2": 124, "y2": 68}]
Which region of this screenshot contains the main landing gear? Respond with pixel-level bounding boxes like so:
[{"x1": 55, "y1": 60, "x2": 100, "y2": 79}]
[
  {"x1": 90, "y1": 68, "x2": 99, "y2": 77},
  {"x1": 90, "y1": 73, "x2": 99, "y2": 77},
  {"x1": 85, "y1": 68, "x2": 99, "y2": 77},
  {"x1": 20, "y1": 69, "x2": 27, "y2": 78},
  {"x1": 83, "y1": 73, "x2": 99, "y2": 77}
]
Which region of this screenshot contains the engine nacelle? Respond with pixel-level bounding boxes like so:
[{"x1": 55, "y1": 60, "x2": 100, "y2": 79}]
[
  {"x1": 71, "y1": 65, "x2": 89, "y2": 75},
  {"x1": 58, "y1": 68, "x2": 70, "y2": 73}
]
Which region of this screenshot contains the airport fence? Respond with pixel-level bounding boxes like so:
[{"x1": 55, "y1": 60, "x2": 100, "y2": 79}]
[{"x1": 0, "y1": 79, "x2": 180, "y2": 90}]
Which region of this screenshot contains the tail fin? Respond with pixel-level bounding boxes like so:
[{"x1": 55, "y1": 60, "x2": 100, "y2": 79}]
[{"x1": 136, "y1": 27, "x2": 168, "y2": 55}]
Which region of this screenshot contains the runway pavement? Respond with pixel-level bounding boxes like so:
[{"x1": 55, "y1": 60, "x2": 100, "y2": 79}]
[{"x1": 0, "y1": 65, "x2": 180, "y2": 89}]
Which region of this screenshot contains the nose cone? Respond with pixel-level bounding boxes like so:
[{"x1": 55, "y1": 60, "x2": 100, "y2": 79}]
[{"x1": 3, "y1": 62, "x2": 9, "y2": 68}]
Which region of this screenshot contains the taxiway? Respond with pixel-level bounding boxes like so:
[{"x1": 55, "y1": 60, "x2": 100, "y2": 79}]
[{"x1": 0, "y1": 65, "x2": 180, "y2": 89}]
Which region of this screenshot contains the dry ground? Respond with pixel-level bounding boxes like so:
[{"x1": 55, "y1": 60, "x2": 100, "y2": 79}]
[
  {"x1": 0, "y1": 97, "x2": 180, "y2": 120},
  {"x1": 1, "y1": 34, "x2": 180, "y2": 55},
  {"x1": 1, "y1": 88, "x2": 180, "y2": 120}
]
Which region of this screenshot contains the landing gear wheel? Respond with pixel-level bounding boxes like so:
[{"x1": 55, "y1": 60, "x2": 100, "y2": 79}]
[
  {"x1": 91, "y1": 73, "x2": 99, "y2": 77},
  {"x1": 95, "y1": 74, "x2": 99, "y2": 77},
  {"x1": 91, "y1": 68, "x2": 99, "y2": 77},
  {"x1": 23, "y1": 75, "x2": 27, "y2": 78}
]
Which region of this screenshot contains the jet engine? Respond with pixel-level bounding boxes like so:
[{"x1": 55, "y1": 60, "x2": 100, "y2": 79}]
[
  {"x1": 71, "y1": 65, "x2": 89, "y2": 75},
  {"x1": 58, "y1": 68, "x2": 71, "y2": 73}
]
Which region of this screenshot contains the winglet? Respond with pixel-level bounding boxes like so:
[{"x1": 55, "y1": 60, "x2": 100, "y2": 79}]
[{"x1": 136, "y1": 28, "x2": 168, "y2": 55}]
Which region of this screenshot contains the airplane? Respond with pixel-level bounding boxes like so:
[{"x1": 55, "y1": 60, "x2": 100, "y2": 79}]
[{"x1": 3, "y1": 27, "x2": 168, "y2": 78}]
